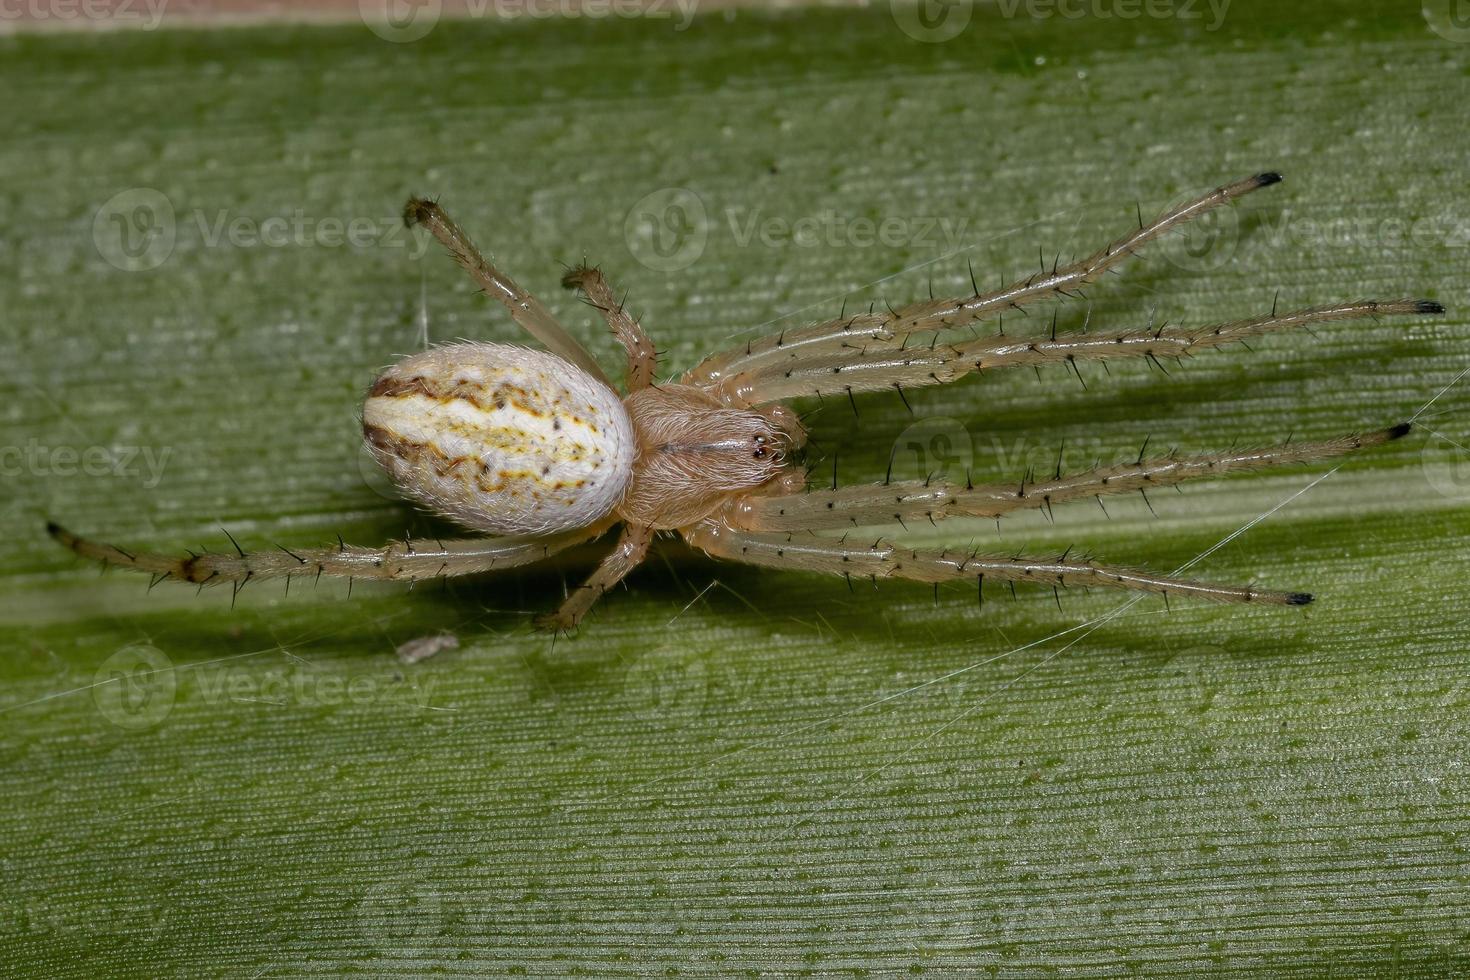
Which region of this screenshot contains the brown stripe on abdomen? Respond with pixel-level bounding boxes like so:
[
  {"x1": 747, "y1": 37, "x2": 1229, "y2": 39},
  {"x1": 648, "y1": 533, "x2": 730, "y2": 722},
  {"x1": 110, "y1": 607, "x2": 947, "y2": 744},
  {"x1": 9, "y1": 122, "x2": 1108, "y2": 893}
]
[
  {"x1": 368, "y1": 373, "x2": 558, "y2": 419},
  {"x1": 363, "y1": 423, "x2": 483, "y2": 479}
]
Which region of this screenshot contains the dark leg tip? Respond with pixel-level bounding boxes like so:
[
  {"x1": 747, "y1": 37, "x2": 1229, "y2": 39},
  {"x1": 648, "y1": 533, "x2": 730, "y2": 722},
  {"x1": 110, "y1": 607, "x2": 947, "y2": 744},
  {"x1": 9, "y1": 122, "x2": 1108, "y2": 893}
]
[
  {"x1": 1286, "y1": 592, "x2": 1314, "y2": 606},
  {"x1": 1415, "y1": 299, "x2": 1445, "y2": 314},
  {"x1": 560, "y1": 266, "x2": 593, "y2": 290},
  {"x1": 45, "y1": 520, "x2": 64, "y2": 538},
  {"x1": 1386, "y1": 421, "x2": 1414, "y2": 440},
  {"x1": 403, "y1": 197, "x2": 435, "y2": 228},
  {"x1": 1254, "y1": 172, "x2": 1284, "y2": 187}
]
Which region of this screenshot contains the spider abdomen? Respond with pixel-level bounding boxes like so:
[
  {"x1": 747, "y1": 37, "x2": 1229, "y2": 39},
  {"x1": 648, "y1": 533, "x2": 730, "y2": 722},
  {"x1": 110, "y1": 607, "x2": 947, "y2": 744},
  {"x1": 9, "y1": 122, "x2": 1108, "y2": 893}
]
[{"x1": 362, "y1": 342, "x2": 636, "y2": 535}]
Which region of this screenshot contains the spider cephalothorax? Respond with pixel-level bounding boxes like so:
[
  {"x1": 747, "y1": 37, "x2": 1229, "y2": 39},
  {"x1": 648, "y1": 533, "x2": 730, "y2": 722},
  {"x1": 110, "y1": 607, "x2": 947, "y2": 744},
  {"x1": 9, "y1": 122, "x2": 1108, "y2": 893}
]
[{"x1": 51, "y1": 174, "x2": 1444, "y2": 633}]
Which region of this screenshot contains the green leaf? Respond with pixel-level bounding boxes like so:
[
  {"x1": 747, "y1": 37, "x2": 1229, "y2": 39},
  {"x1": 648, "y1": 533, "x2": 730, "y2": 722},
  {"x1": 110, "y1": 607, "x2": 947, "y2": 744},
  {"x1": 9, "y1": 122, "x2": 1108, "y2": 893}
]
[{"x1": 4, "y1": 3, "x2": 1469, "y2": 973}]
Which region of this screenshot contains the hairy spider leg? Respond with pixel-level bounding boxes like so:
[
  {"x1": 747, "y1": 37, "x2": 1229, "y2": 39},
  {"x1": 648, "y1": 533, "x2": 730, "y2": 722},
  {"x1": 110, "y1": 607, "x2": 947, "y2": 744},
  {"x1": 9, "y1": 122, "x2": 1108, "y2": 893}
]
[
  {"x1": 404, "y1": 197, "x2": 613, "y2": 388},
  {"x1": 723, "y1": 424, "x2": 1412, "y2": 532},
  {"x1": 684, "y1": 521, "x2": 1313, "y2": 607},
  {"x1": 687, "y1": 172, "x2": 1287, "y2": 393},
  {"x1": 720, "y1": 300, "x2": 1443, "y2": 405},
  {"x1": 47, "y1": 520, "x2": 612, "y2": 590},
  {"x1": 536, "y1": 523, "x2": 656, "y2": 633},
  {"x1": 561, "y1": 264, "x2": 659, "y2": 392}
]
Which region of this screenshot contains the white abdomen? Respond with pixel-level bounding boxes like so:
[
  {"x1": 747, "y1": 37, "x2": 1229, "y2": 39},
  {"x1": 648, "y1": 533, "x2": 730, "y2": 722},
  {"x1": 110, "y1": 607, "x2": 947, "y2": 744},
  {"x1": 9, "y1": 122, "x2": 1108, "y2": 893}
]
[{"x1": 362, "y1": 342, "x2": 636, "y2": 535}]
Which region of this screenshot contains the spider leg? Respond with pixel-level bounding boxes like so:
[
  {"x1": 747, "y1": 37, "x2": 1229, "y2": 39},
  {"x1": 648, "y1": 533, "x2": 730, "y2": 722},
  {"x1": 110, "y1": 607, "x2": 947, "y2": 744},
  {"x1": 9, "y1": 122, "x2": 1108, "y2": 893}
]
[
  {"x1": 719, "y1": 299, "x2": 1443, "y2": 405},
  {"x1": 403, "y1": 197, "x2": 613, "y2": 387},
  {"x1": 535, "y1": 523, "x2": 654, "y2": 633},
  {"x1": 722, "y1": 424, "x2": 1411, "y2": 532},
  {"x1": 47, "y1": 521, "x2": 609, "y2": 587},
  {"x1": 683, "y1": 521, "x2": 1312, "y2": 607},
  {"x1": 686, "y1": 172, "x2": 1283, "y2": 389},
  {"x1": 562, "y1": 265, "x2": 658, "y2": 392}
]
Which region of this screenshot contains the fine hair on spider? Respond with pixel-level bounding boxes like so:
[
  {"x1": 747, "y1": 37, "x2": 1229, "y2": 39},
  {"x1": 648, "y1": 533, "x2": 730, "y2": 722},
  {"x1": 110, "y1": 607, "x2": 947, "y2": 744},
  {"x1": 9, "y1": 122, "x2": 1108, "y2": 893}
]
[{"x1": 49, "y1": 173, "x2": 1446, "y2": 634}]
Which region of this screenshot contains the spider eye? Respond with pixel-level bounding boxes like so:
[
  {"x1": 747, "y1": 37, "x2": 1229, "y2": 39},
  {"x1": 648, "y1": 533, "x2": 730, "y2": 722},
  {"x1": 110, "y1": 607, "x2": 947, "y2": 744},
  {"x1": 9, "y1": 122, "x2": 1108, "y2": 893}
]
[{"x1": 753, "y1": 446, "x2": 767, "y2": 459}]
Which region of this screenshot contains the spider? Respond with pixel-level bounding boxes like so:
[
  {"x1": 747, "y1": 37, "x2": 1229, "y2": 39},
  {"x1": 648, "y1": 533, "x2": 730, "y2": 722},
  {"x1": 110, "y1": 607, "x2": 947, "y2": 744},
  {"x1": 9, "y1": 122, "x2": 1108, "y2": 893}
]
[{"x1": 50, "y1": 173, "x2": 1444, "y2": 634}]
